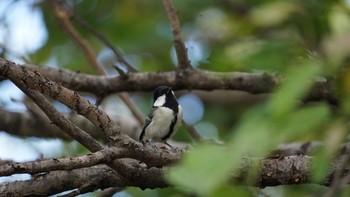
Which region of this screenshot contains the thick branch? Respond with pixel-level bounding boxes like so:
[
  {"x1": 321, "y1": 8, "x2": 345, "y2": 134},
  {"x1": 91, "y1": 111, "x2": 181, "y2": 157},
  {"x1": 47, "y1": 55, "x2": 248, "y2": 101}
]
[
  {"x1": 1, "y1": 155, "x2": 349, "y2": 196},
  {"x1": 0, "y1": 165, "x2": 122, "y2": 196},
  {"x1": 0, "y1": 145, "x2": 180, "y2": 177},
  {"x1": 0, "y1": 147, "x2": 125, "y2": 176},
  {"x1": 0, "y1": 58, "x2": 122, "y2": 145},
  {"x1": 0, "y1": 145, "x2": 180, "y2": 179},
  {"x1": 8, "y1": 61, "x2": 336, "y2": 105},
  {"x1": 17, "y1": 63, "x2": 278, "y2": 93},
  {"x1": 259, "y1": 155, "x2": 348, "y2": 187},
  {"x1": 0, "y1": 160, "x2": 170, "y2": 195}
]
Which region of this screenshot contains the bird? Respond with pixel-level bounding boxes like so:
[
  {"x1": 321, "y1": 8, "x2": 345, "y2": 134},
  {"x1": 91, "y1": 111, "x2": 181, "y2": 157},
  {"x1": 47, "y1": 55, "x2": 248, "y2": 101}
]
[{"x1": 139, "y1": 85, "x2": 183, "y2": 149}]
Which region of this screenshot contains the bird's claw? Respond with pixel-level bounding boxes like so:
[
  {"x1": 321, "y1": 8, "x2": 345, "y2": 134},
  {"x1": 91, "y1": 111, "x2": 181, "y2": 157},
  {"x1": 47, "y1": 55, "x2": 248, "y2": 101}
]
[{"x1": 142, "y1": 139, "x2": 158, "y2": 150}]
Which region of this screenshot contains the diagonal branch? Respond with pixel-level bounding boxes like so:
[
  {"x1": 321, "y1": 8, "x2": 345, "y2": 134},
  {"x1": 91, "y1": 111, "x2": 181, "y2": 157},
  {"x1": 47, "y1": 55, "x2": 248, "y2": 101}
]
[
  {"x1": 0, "y1": 58, "x2": 181, "y2": 195},
  {"x1": 71, "y1": 14, "x2": 137, "y2": 73},
  {"x1": 18, "y1": 89, "x2": 103, "y2": 152},
  {"x1": 0, "y1": 58, "x2": 181, "y2": 167},
  {"x1": 162, "y1": 0, "x2": 192, "y2": 69},
  {"x1": 0, "y1": 108, "x2": 140, "y2": 140},
  {"x1": 182, "y1": 120, "x2": 204, "y2": 141},
  {"x1": 0, "y1": 58, "x2": 122, "y2": 145},
  {"x1": 48, "y1": 0, "x2": 105, "y2": 74},
  {"x1": 48, "y1": 0, "x2": 144, "y2": 125}
]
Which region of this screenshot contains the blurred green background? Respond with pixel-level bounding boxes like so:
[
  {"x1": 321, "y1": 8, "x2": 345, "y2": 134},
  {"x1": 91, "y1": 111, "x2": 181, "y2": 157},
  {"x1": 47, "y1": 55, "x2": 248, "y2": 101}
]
[{"x1": 1, "y1": 0, "x2": 350, "y2": 196}]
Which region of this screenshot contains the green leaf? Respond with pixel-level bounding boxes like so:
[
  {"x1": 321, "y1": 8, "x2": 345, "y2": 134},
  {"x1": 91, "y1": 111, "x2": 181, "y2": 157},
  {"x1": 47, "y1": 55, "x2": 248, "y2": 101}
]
[
  {"x1": 229, "y1": 107, "x2": 277, "y2": 156},
  {"x1": 280, "y1": 105, "x2": 330, "y2": 139},
  {"x1": 250, "y1": 1, "x2": 297, "y2": 27},
  {"x1": 311, "y1": 147, "x2": 332, "y2": 182},
  {"x1": 166, "y1": 144, "x2": 239, "y2": 196},
  {"x1": 269, "y1": 61, "x2": 321, "y2": 117}
]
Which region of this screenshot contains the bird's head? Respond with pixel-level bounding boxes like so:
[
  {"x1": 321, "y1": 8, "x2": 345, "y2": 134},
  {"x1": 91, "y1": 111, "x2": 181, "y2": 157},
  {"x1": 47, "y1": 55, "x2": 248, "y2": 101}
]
[{"x1": 153, "y1": 86, "x2": 176, "y2": 107}]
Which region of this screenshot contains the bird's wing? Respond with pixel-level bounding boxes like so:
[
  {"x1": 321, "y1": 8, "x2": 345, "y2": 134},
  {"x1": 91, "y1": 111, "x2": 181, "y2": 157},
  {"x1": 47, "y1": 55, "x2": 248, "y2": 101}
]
[{"x1": 139, "y1": 108, "x2": 155, "y2": 141}]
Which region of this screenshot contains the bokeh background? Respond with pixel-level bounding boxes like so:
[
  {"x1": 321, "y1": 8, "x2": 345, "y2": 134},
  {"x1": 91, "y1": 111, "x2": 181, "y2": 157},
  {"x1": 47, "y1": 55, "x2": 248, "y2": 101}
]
[{"x1": 1, "y1": 0, "x2": 350, "y2": 196}]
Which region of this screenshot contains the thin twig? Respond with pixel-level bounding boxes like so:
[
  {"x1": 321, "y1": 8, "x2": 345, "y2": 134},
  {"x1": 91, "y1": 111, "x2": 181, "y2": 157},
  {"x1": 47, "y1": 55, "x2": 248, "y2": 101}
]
[
  {"x1": 48, "y1": 0, "x2": 144, "y2": 125},
  {"x1": 71, "y1": 15, "x2": 137, "y2": 73},
  {"x1": 0, "y1": 43, "x2": 31, "y2": 63},
  {"x1": 182, "y1": 119, "x2": 204, "y2": 141},
  {"x1": 162, "y1": 0, "x2": 192, "y2": 69},
  {"x1": 323, "y1": 154, "x2": 350, "y2": 197},
  {"x1": 49, "y1": 0, "x2": 105, "y2": 74}
]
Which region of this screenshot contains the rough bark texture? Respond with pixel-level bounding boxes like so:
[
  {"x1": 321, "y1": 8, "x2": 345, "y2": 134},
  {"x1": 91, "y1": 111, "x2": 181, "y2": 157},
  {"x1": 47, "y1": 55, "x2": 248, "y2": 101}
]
[
  {"x1": 0, "y1": 60, "x2": 337, "y2": 104},
  {"x1": 0, "y1": 165, "x2": 122, "y2": 196},
  {"x1": 1, "y1": 155, "x2": 349, "y2": 196}
]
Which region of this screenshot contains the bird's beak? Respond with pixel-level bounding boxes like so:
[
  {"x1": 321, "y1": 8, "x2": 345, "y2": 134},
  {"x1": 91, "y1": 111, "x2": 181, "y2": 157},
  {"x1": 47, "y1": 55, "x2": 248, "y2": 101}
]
[{"x1": 167, "y1": 87, "x2": 172, "y2": 94}]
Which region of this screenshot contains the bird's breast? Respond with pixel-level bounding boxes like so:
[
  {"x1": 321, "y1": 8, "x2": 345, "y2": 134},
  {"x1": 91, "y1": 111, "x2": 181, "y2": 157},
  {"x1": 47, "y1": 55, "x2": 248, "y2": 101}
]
[
  {"x1": 152, "y1": 107, "x2": 174, "y2": 126},
  {"x1": 144, "y1": 107, "x2": 175, "y2": 140}
]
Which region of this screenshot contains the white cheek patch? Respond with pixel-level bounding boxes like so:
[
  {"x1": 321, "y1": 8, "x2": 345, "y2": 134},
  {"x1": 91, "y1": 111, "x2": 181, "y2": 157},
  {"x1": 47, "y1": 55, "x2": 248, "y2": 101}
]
[{"x1": 153, "y1": 94, "x2": 166, "y2": 107}]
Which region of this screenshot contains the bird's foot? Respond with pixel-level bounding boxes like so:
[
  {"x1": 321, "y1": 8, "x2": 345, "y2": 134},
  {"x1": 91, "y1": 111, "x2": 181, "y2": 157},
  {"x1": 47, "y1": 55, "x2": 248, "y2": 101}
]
[
  {"x1": 162, "y1": 141, "x2": 180, "y2": 152},
  {"x1": 141, "y1": 139, "x2": 156, "y2": 149},
  {"x1": 145, "y1": 139, "x2": 158, "y2": 150}
]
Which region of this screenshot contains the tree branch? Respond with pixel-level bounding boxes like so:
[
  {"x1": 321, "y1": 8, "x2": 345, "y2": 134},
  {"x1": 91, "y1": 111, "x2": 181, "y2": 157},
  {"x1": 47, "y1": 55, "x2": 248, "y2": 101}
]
[
  {"x1": 0, "y1": 146, "x2": 126, "y2": 176},
  {"x1": 0, "y1": 58, "x2": 182, "y2": 165},
  {"x1": 162, "y1": 0, "x2": 192, "y2": 69},
  {"x1": 182, "y1": 119, "x2": 204, "y2": 141},
  {"x1": 1, "y1": 154, "x2": 350, "y2": 196},
  {"x1": 0, "y1": 57, "x2": 184, "y2": 195},
  {"x1": 0, "y1": 142, "x2": 181, "y2": 177},
  {"x1": 10, "y1": 61, "x2": 337, "y2": 105},
  {"x1": 20, "y1": 89, "x2": 103, "y2": 152},
  {"x1": 71, "y1": 14, "x2": 137, "y2": 73},
  {"x1": 0, "y1": 165, "x2": 123, "y2": 196},
  {"x1": 0, "y1": 58, "x2": 123, "y2": 145},
  {"x1": 48, "y1": 0, "x2": 144, "y2": 125},
  {"x1": 0, "y1": 108, "x2": 140, "y2": 140},
  {"x1": 48, "y1": 0, "x2": 105, "y2": 74}
]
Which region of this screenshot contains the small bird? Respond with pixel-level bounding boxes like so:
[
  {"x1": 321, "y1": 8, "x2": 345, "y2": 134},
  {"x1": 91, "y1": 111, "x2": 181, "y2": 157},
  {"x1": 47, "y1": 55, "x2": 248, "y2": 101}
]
[{"x1": 139, "y1": 86, "x2": 183, "y2": 149}]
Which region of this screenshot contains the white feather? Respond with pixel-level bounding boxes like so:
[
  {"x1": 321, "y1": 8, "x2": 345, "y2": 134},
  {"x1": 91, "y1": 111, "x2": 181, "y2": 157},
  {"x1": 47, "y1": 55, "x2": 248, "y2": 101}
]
[
  {"x1": 143, "y1": 107, "x2": 174, "y2": 141},
  {"x1": 153, "y1": 94, "x2": 166, "y2": 107}
]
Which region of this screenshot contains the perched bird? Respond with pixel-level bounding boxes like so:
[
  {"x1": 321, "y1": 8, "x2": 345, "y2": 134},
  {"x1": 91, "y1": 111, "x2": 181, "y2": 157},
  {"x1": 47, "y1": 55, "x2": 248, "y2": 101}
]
[{"x1": 139, "y1": 86, "x2": 183, "y2": 148}]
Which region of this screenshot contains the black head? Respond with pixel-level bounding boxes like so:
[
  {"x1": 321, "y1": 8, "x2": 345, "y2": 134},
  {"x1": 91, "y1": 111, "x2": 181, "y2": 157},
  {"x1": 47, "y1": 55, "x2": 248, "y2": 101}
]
[
  {"x1": 153, "y1": 86, "x2": 171, "y2": 102},
  {"x1": 152, "y1": 86, "x2": 178, "y2": 110}
]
